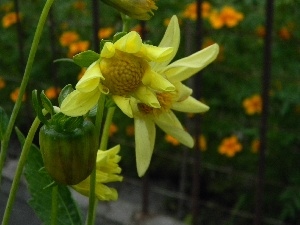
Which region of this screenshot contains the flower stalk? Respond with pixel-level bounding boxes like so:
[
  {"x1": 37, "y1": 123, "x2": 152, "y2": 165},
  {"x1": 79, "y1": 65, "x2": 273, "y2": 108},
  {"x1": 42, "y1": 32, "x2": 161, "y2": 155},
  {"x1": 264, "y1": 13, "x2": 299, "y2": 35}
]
[
  {"x1": 86, "y1": 96, "x2": 106, "y2": 225},
  {"x1": 86, "y1": 106, "x2": 116, "y2": 225}
]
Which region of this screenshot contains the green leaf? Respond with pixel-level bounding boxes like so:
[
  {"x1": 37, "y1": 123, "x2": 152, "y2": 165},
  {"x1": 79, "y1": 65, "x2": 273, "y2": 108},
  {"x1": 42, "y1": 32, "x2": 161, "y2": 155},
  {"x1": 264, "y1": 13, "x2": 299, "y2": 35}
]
[
  {"x1": 58, "y1": 84, "x2": 74, "y2": 107},
  {"x1": 40, "y1": 91, "x2": 54, "y2": 115},
  {"x1": 112, "y1": 32, "x2": 127, "y2": 43},
  {"x1": 16, "y1": 128, "x2": 83, "y2": 225},
  {"x1": 73, "y1": 50, "x2": 99, "y2": 68},
  {"x1": 0, "y1": 106, "x2": 9, "y2": 140},
  {"x1": 32, "y1": 90, "x2": 49, "y2": 125}
]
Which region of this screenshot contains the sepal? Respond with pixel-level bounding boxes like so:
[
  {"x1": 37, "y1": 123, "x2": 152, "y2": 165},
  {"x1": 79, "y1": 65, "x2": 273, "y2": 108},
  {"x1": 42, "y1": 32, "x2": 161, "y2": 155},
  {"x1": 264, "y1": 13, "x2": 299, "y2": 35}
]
[{"x1": 73, "y1": 50, "x2": 100, "y2": 68}]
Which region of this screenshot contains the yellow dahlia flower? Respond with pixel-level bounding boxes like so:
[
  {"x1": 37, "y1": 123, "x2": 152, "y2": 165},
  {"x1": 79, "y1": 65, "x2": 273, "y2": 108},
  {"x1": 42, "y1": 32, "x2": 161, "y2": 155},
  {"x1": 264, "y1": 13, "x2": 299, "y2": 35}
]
[
  {"x1": 72, "y1": 145, "x2": 123, "y2": 201},
  {"x1": 61, "y1": 31, "x2": 175, "y2": 117},
  {"x1": 130, "y1": 16, "x2": 219, "y2": 176}
]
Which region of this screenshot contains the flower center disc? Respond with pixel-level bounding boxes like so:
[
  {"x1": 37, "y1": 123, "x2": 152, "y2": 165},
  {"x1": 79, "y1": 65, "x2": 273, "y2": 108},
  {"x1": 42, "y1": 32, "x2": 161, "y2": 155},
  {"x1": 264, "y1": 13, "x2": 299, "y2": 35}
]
[{"x1": 100, "y1": 51, "x2": 146, "y2": 96}]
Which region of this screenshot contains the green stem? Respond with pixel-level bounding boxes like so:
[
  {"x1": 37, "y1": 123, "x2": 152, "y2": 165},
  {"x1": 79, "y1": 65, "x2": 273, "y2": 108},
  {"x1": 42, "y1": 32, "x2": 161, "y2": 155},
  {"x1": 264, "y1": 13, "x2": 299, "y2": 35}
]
[
  {"x1": 1, "y1": 117, "x2": 41, "y2": 225},
  {"x1": 95, "y1": 95, "x2": 106, "y2": 141},
  {"x1": 86, "y1": 95, "x2": 106, "y2": 225},
  {"x1": 100, "y1": 107, "x2": 116, "y2": 150},
  {"x1": 51, "y1": 185, "x2": 58, "y2": 225},
  {"x1": 121, "y1": 13, "x2": 130, "y2": 33},
  {"x1": 86, "y1": 106, "x2": 116, "y2": 225},
  {"x1": 0, "y1": 0, "x2": 55, "y2": 184}
]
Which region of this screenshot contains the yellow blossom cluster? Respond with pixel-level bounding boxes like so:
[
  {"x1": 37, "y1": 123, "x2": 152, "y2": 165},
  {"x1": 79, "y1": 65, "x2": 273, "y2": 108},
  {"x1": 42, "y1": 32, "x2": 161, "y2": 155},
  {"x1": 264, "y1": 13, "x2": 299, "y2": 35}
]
[
  {"x1": 72, "y1": 145, "x2": 123, "y2": 201},
  {"x1": 182, "y1": 2, "x2": 244, "y2": 29},
  {"x1": 218, "y1": 135, "x2": 242, "y2": 157},
  {"x1": 61, "y1": 16, "x2": 219, "y2": 177}
]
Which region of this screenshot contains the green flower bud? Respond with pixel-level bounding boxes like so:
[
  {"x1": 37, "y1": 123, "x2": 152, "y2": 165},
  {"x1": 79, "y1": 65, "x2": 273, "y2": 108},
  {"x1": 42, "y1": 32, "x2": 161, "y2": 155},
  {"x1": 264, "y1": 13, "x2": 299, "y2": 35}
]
[
  {"x1": 39, "y1": 120, "x2": 98, "y2": 185},
  {"x1": 100, "y1": 0, "x2": 157, "y2": 20}
]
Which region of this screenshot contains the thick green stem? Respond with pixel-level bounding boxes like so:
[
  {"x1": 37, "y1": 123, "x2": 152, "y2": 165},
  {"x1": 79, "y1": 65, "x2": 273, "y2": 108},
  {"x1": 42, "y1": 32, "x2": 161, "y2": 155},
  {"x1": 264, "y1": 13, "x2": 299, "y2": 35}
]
[
  {"x1": 1, "y1": 117, "x2": 41, "y2": 225},
  {"x1": 86, "y1": 95, "x2": 106, "y2": 225},
  {"x1": 0, "y1": 0, "x2": 55, "y2": 184},
  {"x1": 51, "y1": 185, "x2": 58, "y2": 225},
  {"x1": 86, "y1": 106, "x2": 116, "y2": 225}
]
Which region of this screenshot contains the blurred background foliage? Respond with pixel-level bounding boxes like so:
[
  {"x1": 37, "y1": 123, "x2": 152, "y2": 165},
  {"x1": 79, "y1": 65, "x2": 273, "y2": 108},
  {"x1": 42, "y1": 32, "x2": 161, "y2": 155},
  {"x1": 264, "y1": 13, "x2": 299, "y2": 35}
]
[{"x1": 0, "y1": 0, "x2": 300, "y2": 224}]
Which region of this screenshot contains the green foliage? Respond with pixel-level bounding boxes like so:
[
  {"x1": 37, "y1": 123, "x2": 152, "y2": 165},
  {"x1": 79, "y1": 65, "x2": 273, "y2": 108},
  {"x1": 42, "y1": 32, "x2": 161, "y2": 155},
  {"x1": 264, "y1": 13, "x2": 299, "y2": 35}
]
[
  {"x1": 16, "y1": 128, "x2": 83, "y2": 225},
  {"x1": 280, "y1": 187, "x2": 300, "y2": 221}
]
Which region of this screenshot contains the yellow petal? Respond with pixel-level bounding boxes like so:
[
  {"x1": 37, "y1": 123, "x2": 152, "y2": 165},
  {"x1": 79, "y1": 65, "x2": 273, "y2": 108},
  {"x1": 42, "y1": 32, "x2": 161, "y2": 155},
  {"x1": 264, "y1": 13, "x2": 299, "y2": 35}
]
[
  {"x1": 140, "y1": 44, "x2": 173, "y2": 62},
  {"x1": 134, "y1": 116, "x2": 155, "y2": 177},
  {"x1": 142, "y1": 68, "x2": 175, "y2": 92},
  {"x1": 162, "y1": 44, "x2": 219, "y2": 82},
  {"x1": 101, "y1": 42, "x2": 115, "y2": 58},
  {"x1": 61, "y1": 89, "x2": 101, "y2": 117},
  {"x1": 112, "y1": 95, "x2": 133, "y2": 118},
  {"x1": 76, "y1": 61, "x2": 104, "y2": 92},
  {"x1": 94, "y1": 183, "x2": 118, "y2": 201},
  {"x1": 174, "y1": 82, "x2": 193, "y2": 101},
  {"x1": 114, "y1": 31, "x2": 142, "y2": 53},
  {"x1": 155, "y1": 112, "x2": 194, "y2": 148},
  {"x1": 172, "y1": 96, "x2": 209, "y2": 113},
  {"x1": 133, "y1": 86, "x2": 160, "y2": 108},
  {"x1": 152, "y1": 15, "x2": 180, "y2": 71}
]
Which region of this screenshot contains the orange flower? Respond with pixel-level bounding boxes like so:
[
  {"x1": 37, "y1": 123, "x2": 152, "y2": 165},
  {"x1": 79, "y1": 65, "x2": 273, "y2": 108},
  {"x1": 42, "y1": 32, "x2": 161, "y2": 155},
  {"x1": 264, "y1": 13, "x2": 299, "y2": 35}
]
[
  {"x1": 10, "y1": 88, "x2": 26, "y2": 102},
  {"x1": 45, "y1": 86, "x2": 60, "y2": 100},
  {"x1": 279, "y1": 27, "x2": 291, "y2": 40},
  {"x1": 126, "y1": 125, "x2": 135, "y2": 136},
  {"x1": 209, "y1": 6, "x2": 243, "y2": 29},
  {"x1": 109, "y1": 123, "x2": 118, "y2": 137},
  {"x1": 218, "y1": 135, "x2": 242, "y2": 157},
  {"x1": 220, "y1": 6, "x2": 244, "y2": 27},
  {"x1": 2, "y1": 12, "x2": 20, "y2": 28},
  {"x1": 256, "y1": 26, "x2": 266, "y2": 38},
  {"x1": 165, "y1": 134, "x2": 180, "y2": 146},
  {"x1": 182, "y1": 1, "x2": 211, "y2": 20},
  {"x1": 198, "y1": 135, "x2": 207, "y2": 151},
  {"x1": 68, "y1": 41, "x2": 89, "y2": 57},
  {"x1": 209, "y1": 10, "x2": 223, "y2": 29},
  {"x1": 251, "y1": 139, "x2": 260, "y2": 153},
  {"x1": 131, "y1": 24, "x2": 142, "y2": 35},
  {"x1": 59, "y1": 31, "x2": 80, "y2": 47},
  {"x1": 0, "y1": 77, "x2": 6, "y2": 89},
  {"x1": 73, "y1": 0, "x2": 86, "y2": 11},
  {"x1": 243, "y1": 94, "x2": 262, "y2": 115},
  {"x1": 98, "y1": 27, "x2": 114, "y2": 39}
]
